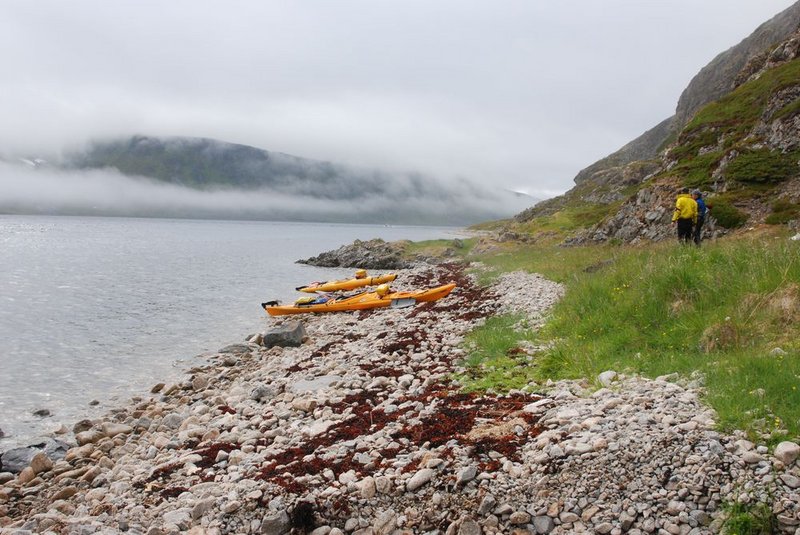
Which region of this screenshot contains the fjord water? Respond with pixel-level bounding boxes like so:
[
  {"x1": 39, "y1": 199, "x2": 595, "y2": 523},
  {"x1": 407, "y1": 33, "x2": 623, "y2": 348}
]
[{"x1": 0, "y1": 215, "x2": 459, "y2": 449}]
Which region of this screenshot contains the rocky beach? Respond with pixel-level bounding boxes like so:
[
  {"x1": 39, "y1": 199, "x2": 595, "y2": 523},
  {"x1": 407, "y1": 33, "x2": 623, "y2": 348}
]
[{"x1": 2, "y1": 262, "x2": 800, "y2": 534}]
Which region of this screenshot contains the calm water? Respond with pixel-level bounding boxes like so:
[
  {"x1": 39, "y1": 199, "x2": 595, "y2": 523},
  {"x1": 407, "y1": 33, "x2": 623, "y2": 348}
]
[{"x1": 0, "y1": 215, "x2": 459, "y2": 449}]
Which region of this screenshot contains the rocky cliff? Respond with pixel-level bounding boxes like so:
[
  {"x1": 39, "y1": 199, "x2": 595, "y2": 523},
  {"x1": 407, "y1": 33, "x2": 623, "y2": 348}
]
[
  {"x1": 568, "y1": 27, "x2": 800, "y2": 245},
  {"x1": 518, "y1": 1, "x2": 800, "y2": 228},
  {"x1": 515, "y1": 3, "x2": 800, "y2": 245}
]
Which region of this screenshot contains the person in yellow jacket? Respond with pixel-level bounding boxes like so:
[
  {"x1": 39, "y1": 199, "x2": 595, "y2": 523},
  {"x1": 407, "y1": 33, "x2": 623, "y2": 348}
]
[{"x1": 671, "y1": 187, "x2": 698, "y2": 243}]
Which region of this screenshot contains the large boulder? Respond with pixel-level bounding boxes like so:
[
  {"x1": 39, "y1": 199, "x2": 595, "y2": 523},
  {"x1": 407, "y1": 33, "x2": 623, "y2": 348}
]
[
  {"x1": 262, "y1": 322, "x2": 307, "y2": 348},
  {"x1": 0, "y1": 438, "x2": 70, "y2": 474}
]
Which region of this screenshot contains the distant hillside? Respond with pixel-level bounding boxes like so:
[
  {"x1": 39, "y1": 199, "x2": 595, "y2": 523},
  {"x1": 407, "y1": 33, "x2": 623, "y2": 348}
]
[
  {"x1": 510, "y1": 3, "x2": 800, "y2": 244},
  {"x1": 68, "y1": 136, "x2": 397, "y2": 198},
  {"x1": 2, "y1": 136, "x2": 533, "y2": 226}
]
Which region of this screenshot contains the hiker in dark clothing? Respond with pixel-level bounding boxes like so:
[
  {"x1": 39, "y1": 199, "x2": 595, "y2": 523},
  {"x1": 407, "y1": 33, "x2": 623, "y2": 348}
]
[
  {"x1": 672, "y1": 187, "x2": 697, "y2": 244},
  {"x1": 692, "y1": 190, "x2": 708, "y2": 245}
]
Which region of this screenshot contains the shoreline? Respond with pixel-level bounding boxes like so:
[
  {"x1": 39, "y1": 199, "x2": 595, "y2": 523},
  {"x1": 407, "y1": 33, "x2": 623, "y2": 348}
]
[{"x1": 2, "y1": 262, "x2": 800, "y2": 533}]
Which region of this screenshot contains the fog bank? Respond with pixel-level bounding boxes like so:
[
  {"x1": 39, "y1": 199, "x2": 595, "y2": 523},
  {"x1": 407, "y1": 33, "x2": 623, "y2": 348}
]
[{"x1": 0, "y1": 163, "x2": 529, "y2": 225}]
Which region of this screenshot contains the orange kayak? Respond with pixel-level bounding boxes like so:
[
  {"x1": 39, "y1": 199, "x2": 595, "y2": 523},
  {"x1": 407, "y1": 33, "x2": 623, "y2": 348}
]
[
  {"x1": 296, "y1": 273, "x2": 397, "y2": 293},
  {"x1": 262, "y1": 283, "x2": 456, "y2": 317}
]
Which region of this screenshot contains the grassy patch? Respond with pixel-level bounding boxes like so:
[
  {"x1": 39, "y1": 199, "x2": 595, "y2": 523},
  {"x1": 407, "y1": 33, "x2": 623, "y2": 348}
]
[
  {"x1": 515, "y1": 202, "x2": 619, "y2": 240},
  {"x1": 687, "y1": 58, "x2": 800, "y2": 135},
  {"x1": 774, "y1": 96, "x2": 800, "y2": 122},
  {"x1": 402, "y1": 238, "x2": 476, "y2": 260},
  {"x1": 455, "y1": 314, "x2": 540, "y2": 393},
  {"x1": 470, "y1": 219, "x2": 511, "y2": 232},
  {"x1": 726, "y1": 148, "x2": 800, "y2": 184},
  {"x1": 666, "y1": 59, "x2": 800, "y2": 190},
  {"x1": 463, "y1": 233, "x2": 800, "y2": 440},
  {"x1": 720, "y1": 501, "x2": 776, "y2": 535},
  {"x1": 668, "y1": 151, "x2": 723, "y2": 187},
  {"x1": 538, "y1": 237, "x2": 800, "y2": 438},
  {"x1": 766, "y1": 199, "x2": 800, "y2": 225},
  {"x1": 669, "y1": 128, "x2": 722, "y2": 161},
  {"x1": 710, "y1": 199, "x2": 749, "y2": 228},
  {"x1": 471, "y1": 243, "x2": 619, "y2": 285}
]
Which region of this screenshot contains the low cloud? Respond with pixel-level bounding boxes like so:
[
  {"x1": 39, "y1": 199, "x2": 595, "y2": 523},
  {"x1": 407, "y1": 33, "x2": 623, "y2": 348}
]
[
  {"x1": 1, "y1": 1, "x2": 794, "y2": 197},
  {"x1": 0, "y1": 162, "x2": 533, "y2": 225}
]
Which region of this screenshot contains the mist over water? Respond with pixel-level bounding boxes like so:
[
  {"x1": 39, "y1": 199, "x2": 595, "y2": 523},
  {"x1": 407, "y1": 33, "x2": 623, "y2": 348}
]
[
  {"x1": 0, "y1": 215, "x2": 460, "y2": 450},
  {"x1": 0, "y1": 162, "x2": 530, "y2": 225}
]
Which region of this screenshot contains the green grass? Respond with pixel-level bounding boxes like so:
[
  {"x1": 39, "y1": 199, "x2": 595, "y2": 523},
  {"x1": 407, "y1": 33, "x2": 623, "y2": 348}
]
[
  {"x1": 766, "y1": 199, "x2": 800, "y2": 225},
  {"x1": 661, "y1": 58, "x2": 800, "y2": 190},
  {"x1": 721, "y1": 501, "x2": 776, "y2": 535},
  {"x1": 687, "y1": 58, "x2": 800, "y2": 135},
  {"x1": 461, "y1": 233, "x2": 800, "y2": 440},
  {"x1": 725, "y1": 148, "x2": 800, "y2": 184},
  {"x1": 471, "y1": 243, "x2": 619, "y2": 285},
  {"x1": 774, "y1": 96, "x2": 800, "y2": 122},
  {"x1": 515, "y1": 201, "x2": 620, "y2": 240},
  {"x1": 668, "y1": 128, "x2": 721, "y2": 161},
  {"x1": 710, "y1": 199, "x2": 749, "y2": 228},
  {"x1": 455, "y1": 314, "x2": 540, "y2": 393},
  {"x1": 668, "y1": 151, "x2": 724, "y2": 187}
]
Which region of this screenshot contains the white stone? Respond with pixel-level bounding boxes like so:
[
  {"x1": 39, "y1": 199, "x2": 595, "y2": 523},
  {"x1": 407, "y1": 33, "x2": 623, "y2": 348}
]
[
  {"x1": 406, "y1": 468, "x2": 434, "y2": 491},
  {"x1": 597, "y1": 370, "x2": 618, "y2": 387},
  {"x1": 359, "y1": 477, "x2": 377, "y2": 499},
  {"x1": 775, "y1": 441, "x2": 800, "y2": 465}
]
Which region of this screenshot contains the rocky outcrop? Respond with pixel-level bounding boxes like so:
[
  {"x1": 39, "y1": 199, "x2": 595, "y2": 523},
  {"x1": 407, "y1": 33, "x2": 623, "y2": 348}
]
[
  {"x1": 519, "y1": 14, "x2": 800, "y2": 245},
  {"x1": 520, "y1": 2, "x2": 800, "y2": 228},
  {"x1": 573, "y1": 118, "x2": 673, "y2": 186},
  {"x1": 297, "y1": 238, "x2": 411, "y2": 269},
  {"x1": 676, "y1": 2, "x2": 800, "y2": 127},
  {"x1": 261, "y1": 322, "x2": 307, "y2": 349},
  {"x1": 516, "y1": 158, "x2": 662, "y2": 224},
  {"x1": 0, "y1": 438, "x2": 70, "y2": 474},
  {"x1": 565, "y1": 180, "x2": 722, "y2": 245}
]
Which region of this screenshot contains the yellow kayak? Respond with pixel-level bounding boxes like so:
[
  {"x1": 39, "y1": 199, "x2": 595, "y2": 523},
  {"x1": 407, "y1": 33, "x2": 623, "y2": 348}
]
[
  {"x1": 262, "y1": 283, "x2": 456, "y2": 317},
  {"x1": 296, "y1": 272, "x2": 397, "y2": 293}
]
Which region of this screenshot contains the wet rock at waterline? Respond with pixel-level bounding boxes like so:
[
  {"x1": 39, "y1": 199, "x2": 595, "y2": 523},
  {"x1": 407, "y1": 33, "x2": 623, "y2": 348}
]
[
  {"x1": 0, "y1": 438, "x2": 69, "y2": 474},
  {"x1": 261, "y1": 321, "x2": 307, "y2": 348},
  {"x1": 297, "y1": 238, "x2": 412, "y2": 269}
]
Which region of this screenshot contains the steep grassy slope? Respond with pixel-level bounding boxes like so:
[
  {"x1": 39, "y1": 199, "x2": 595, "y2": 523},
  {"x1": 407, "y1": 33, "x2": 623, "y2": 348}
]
[{"x1": 667, "y1": 57, "x2": 800, "y2": 189}]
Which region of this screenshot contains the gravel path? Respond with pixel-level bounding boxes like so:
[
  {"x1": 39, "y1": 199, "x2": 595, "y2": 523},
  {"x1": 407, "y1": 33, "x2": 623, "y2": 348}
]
[{"x1": 1, "y1": 263, "x2": 799, "y2": 534}]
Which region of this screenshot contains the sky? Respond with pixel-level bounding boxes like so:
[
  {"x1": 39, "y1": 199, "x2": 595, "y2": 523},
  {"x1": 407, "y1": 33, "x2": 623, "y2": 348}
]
[{"x1": 1, "y1": 0, "x2": 797, "y2": 199}]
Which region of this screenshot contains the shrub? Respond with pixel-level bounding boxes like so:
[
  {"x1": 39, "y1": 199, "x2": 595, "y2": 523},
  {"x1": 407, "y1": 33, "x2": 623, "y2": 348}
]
[
  {"x1": 670, "y1": 151, "x2": 722, "y2": 187},
  {"x1": 726, "y1": 148, "x2": 799, "y2": 184},
  {"x1": 765, "y1": 199, "x2": 800, "y2": 225},
  {"x1": 721, "y1": 501, "x2": 775, "y2": 535},
  {"x1": 700, "y1": 320, "x2": 742, "y2": 353},
  {"x1": 711, "y1": 200, "x2": 748, "y2": 228}
]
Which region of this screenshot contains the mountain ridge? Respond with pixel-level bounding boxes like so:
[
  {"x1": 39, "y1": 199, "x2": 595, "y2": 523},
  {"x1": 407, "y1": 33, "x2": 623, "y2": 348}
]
[
  {"x1": 510, "y1": 1, "x2": 800, "y2": 245},
  {"x1": 2, "y1": 135, "x2": 533, "y2": 226},
  {"x1": 566, "y1": 1, "x2": 800, "y2": 193}
]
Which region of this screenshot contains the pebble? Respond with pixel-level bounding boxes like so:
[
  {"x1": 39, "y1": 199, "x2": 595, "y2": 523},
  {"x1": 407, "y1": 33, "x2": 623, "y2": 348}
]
[
  {"x1": 406, "y1": 468, "x2": 433, "y2": 491},
  {"x1": 775, "y1": 441, "x2": 800, "y2": 465}
]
